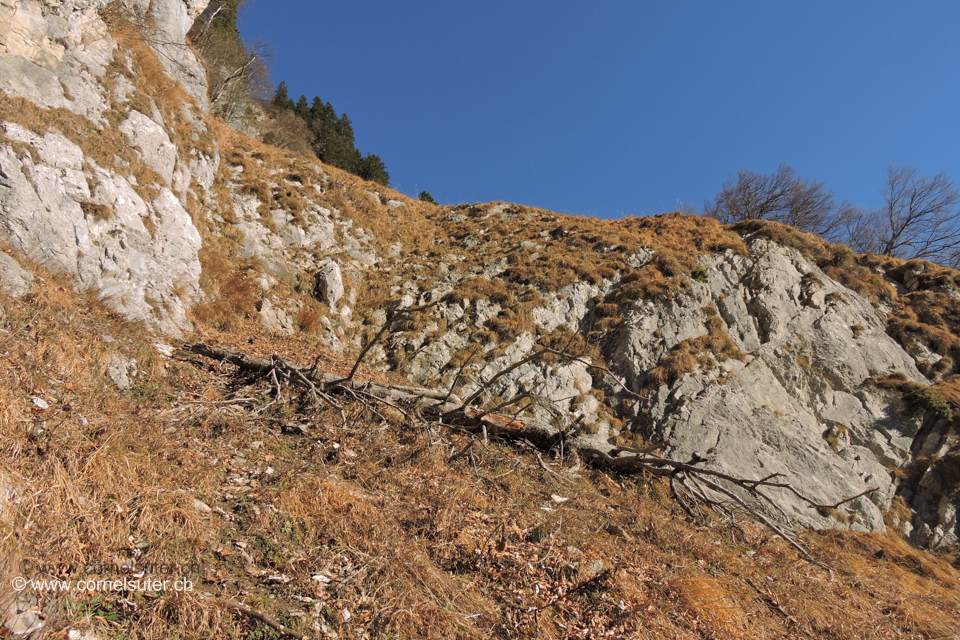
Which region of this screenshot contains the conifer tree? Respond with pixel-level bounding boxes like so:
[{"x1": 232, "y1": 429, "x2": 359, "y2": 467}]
[
  {"x1": 268, "y1": 81, "x2": 390, "y2": 186},
  {"x1": 272, "y1": 81, "x2": 294, "y2": 110},
  {"x1": 357, "y1": 154, "x2": 390, "y2": 187}
]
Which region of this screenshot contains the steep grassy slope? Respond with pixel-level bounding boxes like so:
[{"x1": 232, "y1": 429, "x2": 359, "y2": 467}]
[
  {"x1": 2, "y1": 4, "x2": 960, "y2": 637},
  {"x1": 2, "y1": 258, "x2": 960, "y2": 639}
]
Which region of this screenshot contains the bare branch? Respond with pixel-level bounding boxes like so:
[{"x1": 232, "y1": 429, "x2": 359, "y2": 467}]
[
  {"x1": 346, "y1": 301, "x2": 438, "y2": 382},
  {"x1": 220, "y1": 597, "x2": 315, "y2": 640}
]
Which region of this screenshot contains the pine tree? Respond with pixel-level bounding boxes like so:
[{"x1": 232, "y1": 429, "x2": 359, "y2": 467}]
[
  {"x1": 294, "y1": 94, "x2": 309, "y2": 119},
  {"x1": 268, "y1": 80, "x2": 390, "y2": 186},
  {"x1": 272, "y1": 81, "x2": 294, "y2": 110},
  {"x1": 357, "y1": 154, "x2": 390, "y2": 187}
]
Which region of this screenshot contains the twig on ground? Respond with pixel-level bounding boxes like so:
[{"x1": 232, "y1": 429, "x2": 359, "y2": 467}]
[{"x1": 220, "y1": 598, "x2": 315, "y2": 640}]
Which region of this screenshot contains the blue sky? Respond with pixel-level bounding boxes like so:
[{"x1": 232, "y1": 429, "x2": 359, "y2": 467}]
[{"x1": 236, "y1": 1, "x2": 960, "y2": 218}]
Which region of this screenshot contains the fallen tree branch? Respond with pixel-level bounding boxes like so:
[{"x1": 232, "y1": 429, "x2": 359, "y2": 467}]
[
  {"x1": 536, "y1": 452, "x2": 572, "y2": 484},
  {"x1": 345, "y1": 301, "x2": 438, "y2": 381},
  {"x1": 183, "y1": 340, "x2": 868, "y2": 572},
  {"x1": 220, "y1": 597, "x2": 314, "y2": 640}
]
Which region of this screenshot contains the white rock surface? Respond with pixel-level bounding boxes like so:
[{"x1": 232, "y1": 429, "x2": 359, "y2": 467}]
[
  {"x1": 0, "y1": 0, "x2": 209, "y2": 335},
  {"x1": 0, "y1": 127, "x2": 201, "y2": 335},
  {"x1": 314, "y1": 261, "x2": 344, "y2": 309},
  {"x1": 119, "y1": 110, "x2": 178, "y2": 186},
  {"x1": 0, "y1": 251, "x2": 33, "y2": 298}
]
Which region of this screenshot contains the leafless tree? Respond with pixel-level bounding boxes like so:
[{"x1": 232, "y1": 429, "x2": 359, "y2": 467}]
[
  {"x1": 189, "y1": 0, "x2": 271, "y2": 126},
  {"x1": 847, "y1": 166, "x2": 960, "y2": 265},
  {"x1": 261, "y1": 108, "x2": 315, "y2": 156},
  {"x1": 705, "y1": 163, "x2": 844, "y2": 240}
]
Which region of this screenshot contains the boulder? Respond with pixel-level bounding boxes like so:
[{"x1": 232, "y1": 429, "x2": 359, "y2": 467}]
[
  {"x1": 0, "y1": 251, "x2": 33, "y2": 298},
  {"x1": 313, "y1": 261, "x2": 344, "y2": 309},
  {"x1": 107, "y1": 353, "x2": 138, "y2": 389}
]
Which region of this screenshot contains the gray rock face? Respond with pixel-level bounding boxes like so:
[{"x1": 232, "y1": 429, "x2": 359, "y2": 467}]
[
  {"x1": 4, "y1": 610, "x2": 42, "y2": 636},
  {"x1": 387, "y1": 237, "x2": 932, "y2": 536},
  {"x1": 314, "y1": 261, "x2": 344, "y2": 309},
  {"x1": 611, "y1": 240, "x2": 927, "y2": 532},
  {"x1": 0, "y1": 122, "x2": 202, "y2": 336},
  {"x1": 0, "y1": 251, "x2": 33, "y2": 298},
  {"x1": 3, "y1": 589, "x2": 42, "y2": 637},
  {"x1": 258, "y1": 297, "x2": 297, "y2": 335}
]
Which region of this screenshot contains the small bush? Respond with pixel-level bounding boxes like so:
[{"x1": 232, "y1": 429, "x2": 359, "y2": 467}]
[
  {"x1": 297, "y1": 301, "x2": 326, "y2": 334},
  {"x1": 903, "y1": 387, "x2": 953, "y2": 422},
  {"x1": 691, "y1": 266, "x2": 709, "y2": 282},
  {"x1": 80, "y1": 201, "x2": 114, "y2": 221}
]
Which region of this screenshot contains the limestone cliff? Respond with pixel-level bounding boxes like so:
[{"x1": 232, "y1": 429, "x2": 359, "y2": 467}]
[{"x1": 0, "y1": 0, "x2": 957, "y2": 554}]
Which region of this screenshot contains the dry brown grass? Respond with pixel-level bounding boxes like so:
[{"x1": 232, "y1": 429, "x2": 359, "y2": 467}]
[
  {"x1": 0, "y1": 267, "x2": 233, "y2": 638},
  {"x1": 648, "y1": 308, "x2": 746, "y2": 387},
  {"x1": 668, "y1": 574, "x2": 750, "y2": 638},
  {"x1": 190, "y1": 247, "x2": 259, "y2": 331},
  {"x1": 296, "y1": 299, "x2": 328, "y2": 334},
  {"x1": 78, "y1": 201, "x2": 114, "y2": 222},
  {"x1": 2, "y1": 263, "x2": 960, "y2": 638},
  {"x1": 870, "y1": 372, "x2": 927, "y2": 395}
]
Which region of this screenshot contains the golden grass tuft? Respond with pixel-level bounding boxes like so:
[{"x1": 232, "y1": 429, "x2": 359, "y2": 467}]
[
  {"x1": 647, "y1": 312, "x2": 746, "y2": 387},
  {"x1": 669, "y1": 575, "x2": 749, "y2": 637},
  {"x1": 296, "y1": 299, "x2": 327, "y2": 334},
  {"x1": 190, "y1": 248, "x2": 259, "y2": 331}
]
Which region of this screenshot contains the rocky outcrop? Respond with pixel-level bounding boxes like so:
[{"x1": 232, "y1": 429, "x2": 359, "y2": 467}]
[
  {"x1": 0, "y1": 121, "x2": 201, "y2": 335},
  {"x1": 314, "y1": 261, "x2": 344, "y2": 310},
  {"x1": 0, "y1": 0, "x2": 208, "y2": 113},
  {"x1": 0, "y1": 0, "x2": 210, "y2": 335},
  {"x1": 0, "y1": 251, "x2": 33, "y2": 298},
  {"x1": 613, "y1": 240, "x2": 927, "y2": 531},
  {"x1": 382, "y1": 237, "x2": 930, "y2": 533}
]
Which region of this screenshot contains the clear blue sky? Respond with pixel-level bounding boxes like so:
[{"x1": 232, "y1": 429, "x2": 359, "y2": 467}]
[{"x1": 236, "y1": 1, "x2": 960, "y2": 218}]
